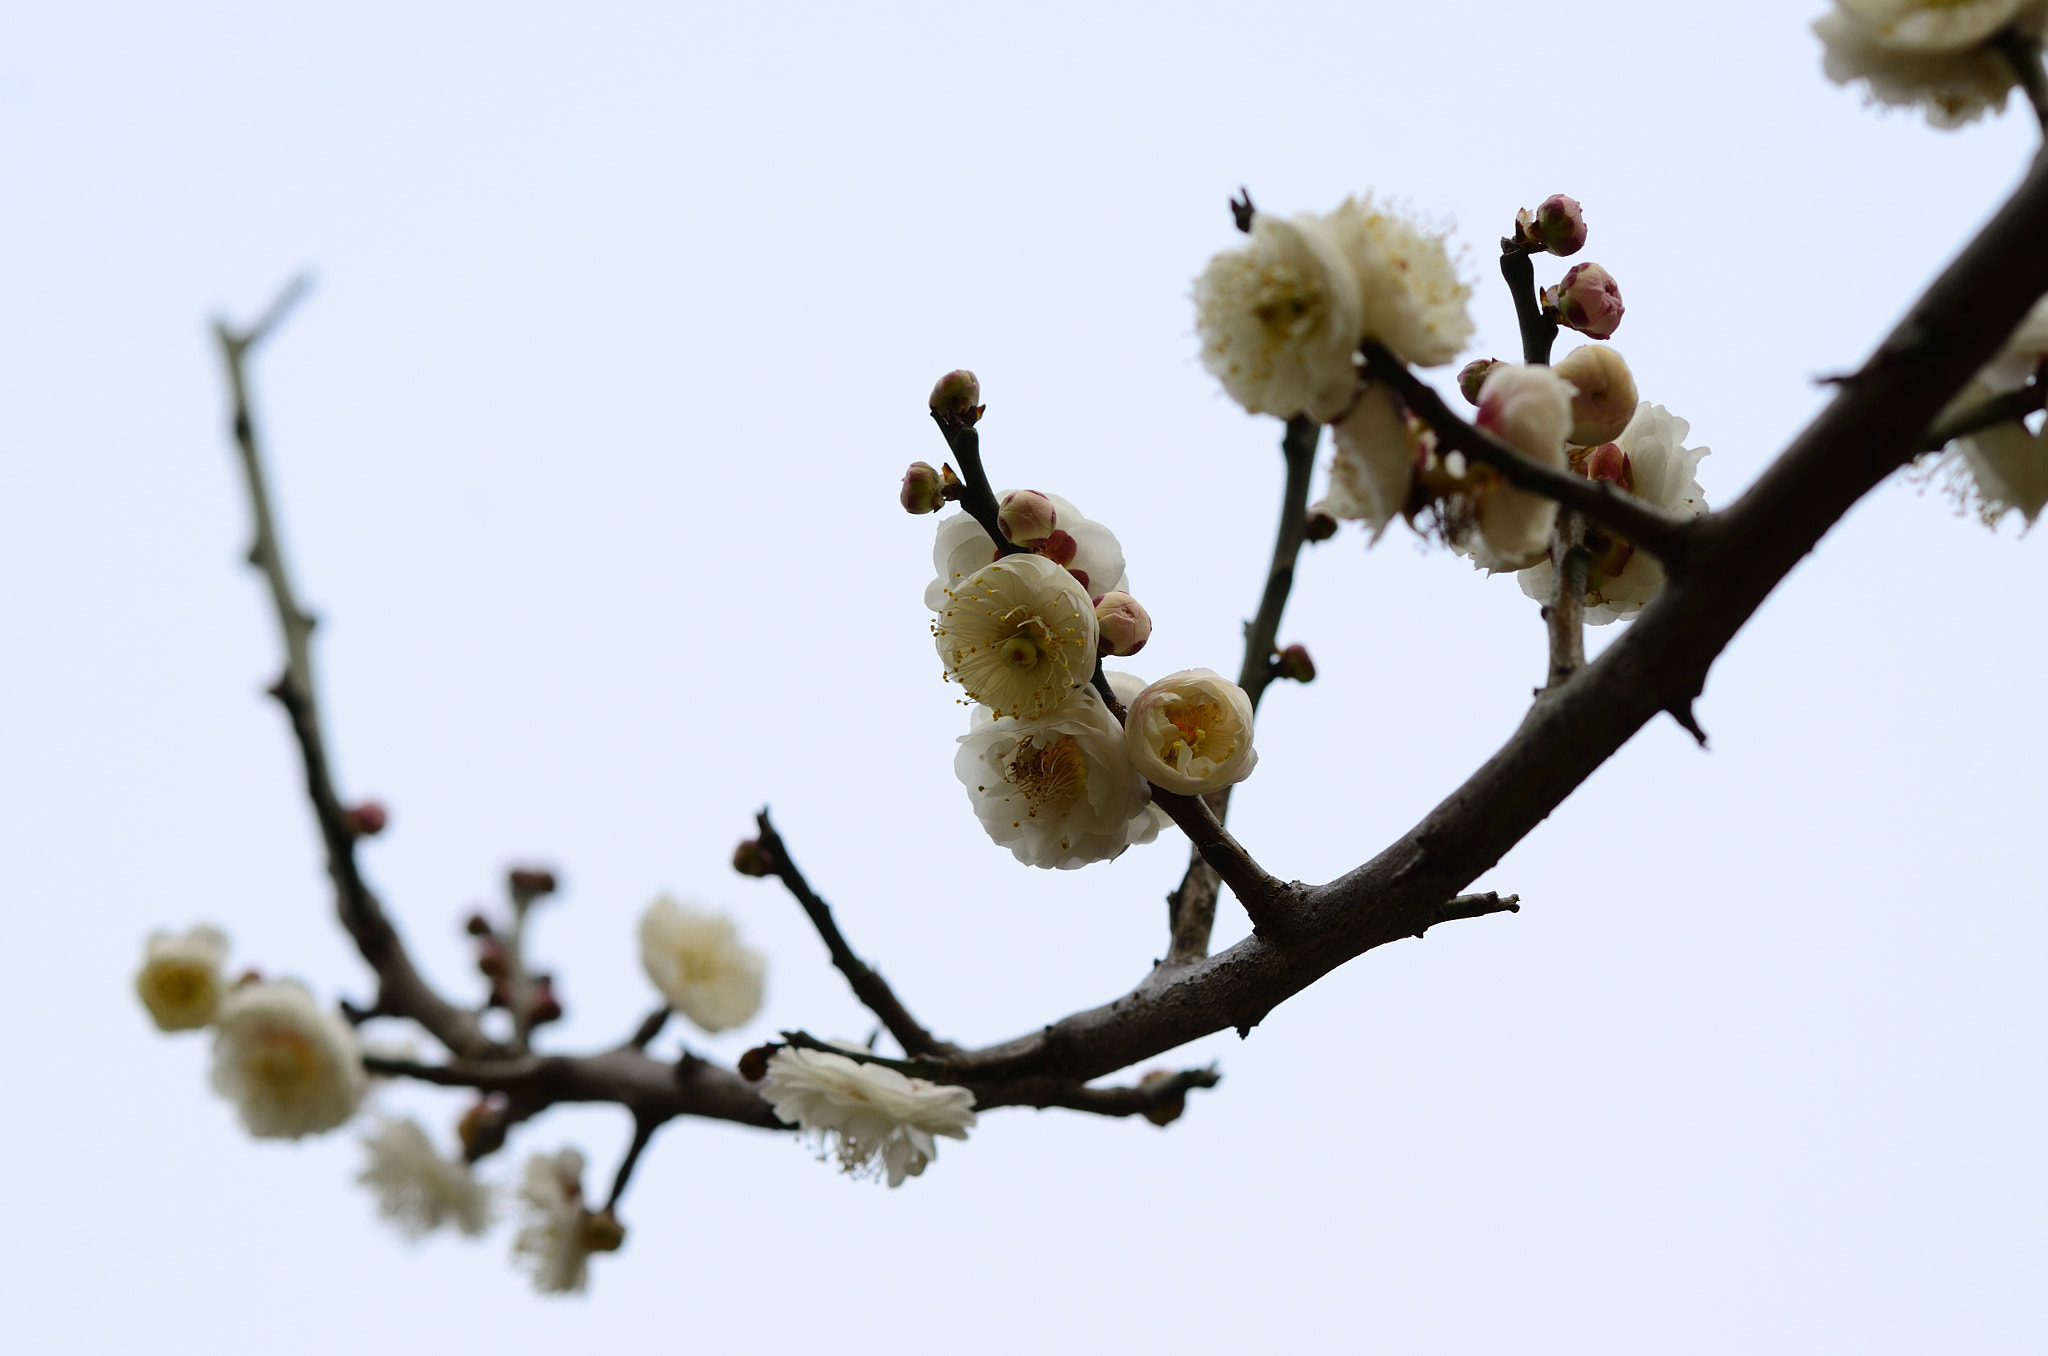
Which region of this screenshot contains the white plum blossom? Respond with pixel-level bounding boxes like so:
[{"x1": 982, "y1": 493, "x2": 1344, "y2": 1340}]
[
  {"x1": 1325, "y1": 196, "x2": 1474, "y2": 368},
  {"x1": 357, "y1": 1116, "x2": 493, "y2": 1238},
  {"x1": 933, "y1": 553, "x2": 1099, "y2": 721},
  {"x1": 761, "y1": 1045, "x2": 977, "y2": 1188},
  {"x1": 1195, "y1": 211, "x2": 1364, "y2": 421},
  {"x1": 1123, "y1": 669, "x2": 1258, "y2": 795},
  {"x1": 1107, "y1": 670, "x2": 1177, "y2": 842},
  {"x1": 1816, "y1": 1, "x2": 2048, "y2": 128},
  {"x1": 923, "y1": 493, "x2": 1129, "y2": 610},
  {"x1": 135, "y1": 924, "x2": 230, "y2": 1032},
  {"x1": 955, "y1": 683, "x2": 1159, "y2": 869},
  {"x1": 1321, "y1": 382, "x2": 1422, "y2": 539},
  {"x1": 1458, "y1": 363, "x2": 1576, "y2": 571},
  {"x1": 1938, "y1": 294, "x2": 2048, "y2": 524},
  {"x1": 637, "y1": 896, "x2": 766, "y2": 1033},
  {"x1": 513, "y1": 1148, "x2": 594, "y2": 1294},
  {"x1": 209, "y1": 978, "x2": 366, "y2": 1140},
  {"x1": 1519, "y1": 403, "x2": 1711, "y2": 623}
]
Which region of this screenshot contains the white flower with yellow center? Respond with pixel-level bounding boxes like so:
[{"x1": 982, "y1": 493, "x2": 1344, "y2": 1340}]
[
  {"x1": 1123, "y1": 669, "x2": 1258, "y2": 795},
  {"x1": 1936, "y1": 294, "x2": 2048, "y2": 524},
  {"x1": 209, "y1": 978, "x2": 366, "y2": 1140},
  {"x1": 761, "y1": 1045, "x2": 977, "y2": 1188},
  {"x1": 934, "y1": 553, "x2": 1098, "y2": 721},
  {"x1": 922, "y1": 493, "x2": 1129, "y2": 611},
  {"x1": 956, "y1": 683, "x2": 1158, "y2": 869},
  {"x1": 1322, "y1": 382, "x2": 1422, "y2": 539},
  {"x1": 1326, "y1": 196, "x2": 1474, "y2": 368},
  {"x1": 135, "y1": 924, "x2": 230, "y2": 1032},
  {"x1": 513, "y1": 1148, "x2": 593, "y2": 1294},
  {"x1": 1816, "y1": 2, "x2": 2047, "y2": 127},
  {"x1": 1457, "y1": 363, "x2": 1576, "y2": 572},
  {"x1": 637, "y1": 896, "x2": 766, "y2": 1033},
  {"x1": 1518, "y1": 403, "x2": 1711, "y2": 623},
  {"x1": 1195, "y1": 211, "x2": 1364, "y2": 421},
  {"x1": 358, "y1": 1116, "x2": 493, "y2": 1238}
]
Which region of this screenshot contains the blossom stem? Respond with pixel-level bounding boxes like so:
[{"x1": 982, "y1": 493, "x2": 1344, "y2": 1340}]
[
  {"x1": 603, "y1": 1113, "x2": 660, "y2": 1211},
  {"x1": 927, "y1": 415, "x2": 1028, "y2": 560},
  {"x1": 1499, "y1": 243, "x2": 1559, "y2": 366},
  {"x1": 1361, "y1": 342, "x2": 1696, "y2": 567}
]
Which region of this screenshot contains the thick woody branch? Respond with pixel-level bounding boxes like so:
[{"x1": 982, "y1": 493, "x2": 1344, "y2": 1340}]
[
  {"x1": 1363, "y1": 344, "x2": 1696, "y2": 567},
  {"x1": 753, "y1": 810, "x2": 959, "y2": 1057},
  {"x1": 361, "y1": 1046, "x2": 785, "y2": 1131}
]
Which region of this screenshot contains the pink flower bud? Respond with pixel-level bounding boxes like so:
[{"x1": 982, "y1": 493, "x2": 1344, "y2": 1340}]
[
  {"x1": 1094, "y1": 591, "x2": 1152, "y2": 657},
  {"x1": 899, "y1": 461, "x2": 944, "y2": 514},
  {"x1": 1552, "y1": 344, "x2": 1638, "y2": 446},
  {"x1": 997, "y1": 489, "x2": 1057, "y2": 546},
  {"x1": 1274, "y1": 644, "x2": 1316, "y2": 683},
  {"x1": 732, "y1": 838, "x2": 771, "y2": 877},
  {"x1": 1457, "y1": 358, "x2": 1504, "y2": 407},
  {"x1": 928, "y1": 369, "x2": 982, "y2": 423},
  {"x1": 1534, "y1": 194, "x2": 1586, "y2": 256},
  {"x1": 343, "y1": 800, "x2": 388, "y2": 836},
  {"x1": 1036, "y1": 528, "x2": 1078, "y2": 567},
  {"x1": 1580, "y1": 441, "x2": 1634, "y2": 491},
  {"x1": 1554, "y1": 262, "x2": 1624, "y2": 339}
]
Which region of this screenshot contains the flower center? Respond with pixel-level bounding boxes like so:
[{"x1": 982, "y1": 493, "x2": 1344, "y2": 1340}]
[
  {"x1": 1007, "y1": 734, "x2": 1087, "y2": 811},
  {"x1": 1158, "y1": 702, "x2": 1230, "y2": 767},
  {"x1": 252, "y1": 1029, "x2": 316, "y2": 1088},
  {"x1": 999, "y1": 634, "x2": 1040, "y2": 670},
  {"x1": 152, "y1": 966, "x2": 206, "y2": 1008}
]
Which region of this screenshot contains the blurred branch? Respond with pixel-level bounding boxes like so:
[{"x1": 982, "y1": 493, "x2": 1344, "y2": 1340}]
[
  {"x1": 1918, "y1": 368, "x2": 2046, "y2": 450},
  {"x1": 1543, "y1": 512, "x2": 1588, "y2": 691},
  {"x1": 1992, "y1": 27, "x2": 2048, "y2": 136},
  {"x1": 1498, "y1": 242, "x2": 1559, "y2": 366}
]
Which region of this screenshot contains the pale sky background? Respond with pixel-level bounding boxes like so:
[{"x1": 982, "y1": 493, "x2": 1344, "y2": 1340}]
[{"x1": 3, "y1": 2, "x2": 2044, "y2": 1351}]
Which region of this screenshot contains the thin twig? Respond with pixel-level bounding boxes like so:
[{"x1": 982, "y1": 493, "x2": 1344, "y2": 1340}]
[
  {"x1": 979, "y1": 1065, "x2": 1222, "y2": 1116},
  {"x1": 1147, "y1": 788, "x2": 1297, "y2": 937},
  {"x1": 604, "y1": 1115, "x2": 661, "y2": 1211},
  {"x1": 1543, "y1": 513, "x2": 1588, "y2": 690},
  {"x1": 928, "y1": 414, "x2": 1026, "y2": 562},
  {"x1": 1499, "y1": 244, "x2": 1558, "y2": 366},
  {"x1": 627, "y1": 1006, "x2": 670, "y2": 1050},
  {"x1": 1363, "y1": 343, "x2": 1696, "y2": 567},
  {"x1": 753, "y1": 810, "x2": 959, "y2": 1057}
]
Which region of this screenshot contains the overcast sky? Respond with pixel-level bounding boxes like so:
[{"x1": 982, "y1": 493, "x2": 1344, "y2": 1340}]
[{"x1": 4, "y1": 2, "x2": 2044, "y2": 1351}]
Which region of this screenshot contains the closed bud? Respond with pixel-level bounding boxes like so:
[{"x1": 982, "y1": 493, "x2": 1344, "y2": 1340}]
[
  {"x1": 343, "y1": 801, "x2": 388, "y2": 836},
  {"x1": 1553, "y1": 262, "x2": 1624, "y2": 339},
  {"x1": 528, "y1": 975, "x2": 563, "y2": 1026},
  {"x1": 476, "y1": 937, "x2": 509, "y2": 980},
  {"x1": 900, "y1": 462, "x2": 945, "y2": 514},
  {"x1": 732, "y1": 838, "x2": 771, "y2": 877},
  {"x1": 738, "y1": 1043, "x2": 775, "y2": 1082},
  {"x1": 458, "y1": 1096, "x2": 510, "y2": 1161},
  {"x1": 508, "y1": 867, "x2": 557, "y2": 900},
  {"x1": 1552, "y1": 344, "x2": 1638, "y2": 446},
  {"x1": 464, "y1": 913, "x2": 493, "y2": 937},
  {"x1": 1138, "y1": 1069, "x2": 1187, "y2": 1127},
  {"x1": 584, "y1": 1209, "x2": 626, "y2": 1253},
  {"x1": 997, "y1": 489, "x2": 1057, "y2": 546},
  {"x1": 1275, "y1": 644, "x2": 1316, "y2": 684},
  {"x1": 928, "y1": 369, "x2": 982, "y2": 424},
  {"x1": 1093, "y1": 591, "x2": 1152, "y2": 657},
  {"x1": 1533, "y1": 194, "x2": 1586, "y2": 256},
  {"x1": 1457, "y1": 358, "x2": 1504, "y2": 407},
  {"x1": 1303, "y1": 506, "x2": 1338, "y2": 542}
]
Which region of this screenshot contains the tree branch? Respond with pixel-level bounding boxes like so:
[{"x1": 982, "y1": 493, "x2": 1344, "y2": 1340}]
[
  {"x1": 1499, "y1": 244, "x2": 1559, "y2": 366},
  {"x1": 928, "y1": 413, "x2": 1026, "y2": 563},
  {"x1": 1919, "y1": 369, "x2": 2046, "y2": 450},
  {"x1": 1362, "y1": 343, "x2": 1696, "y2": 567},
  {"x1": 1992, "y1": 26, "x2": 2048, "y2": 136},
  {"x1": 979, "y1": 1065, "x2": 1221, "y2": 1117},
  {"x1": 1543, "y1": 513, "x2": 1589, "y2": 690},
  {"x1": 752, "y1": 809, "x2": 959, "y2": 1057},
  {"x1": 1147, "y1": 789, "x2": 1299, "y2": 938},
  {"x1": 360, "y1": 1046, "x2": 785, "y2": 1131},
  {"x1": 605, "y1": 1112, "x2": 662, "y2": 1211}
]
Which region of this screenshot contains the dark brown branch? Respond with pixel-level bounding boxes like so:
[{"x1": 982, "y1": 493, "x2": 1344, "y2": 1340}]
[
  {"x1": 1363, "y1": 343, "x2": 1696, "y2": 567},
  {"x1": 1147, "y1": 788, "x2": 1299, "y2": 938},
  {"x1": 360, "y1": 1047, "x2": 785, "y2": 1131},
  {"x1": 627, "y1": 1006, "x2": 670, "y2": 1050},
  {"x1": 1499, "y1": 244, "x2": 1559, "y2": 366},
  {"x1": 752, "y1": 809, "x2": 958, "y2": 1057},
  {"x1": 1992, "y1": 27, "x2": 2048, "y2": 136},
  {"x1": 1543, "y1": 514, "x2": 1589, "y2": 690},
  {"x1": 979, "y1": 1066, "x2": 1221, "y2": 1116},
  {"x1": 1919, "y1": 371, "x2": 2046, "y2": 450},
  {"x1": 928, "y1": 414, "x2": 1026, "y2": 563},
  {"x1": 604, "y1": 1113, "x2": 662, "y2": 1210}
]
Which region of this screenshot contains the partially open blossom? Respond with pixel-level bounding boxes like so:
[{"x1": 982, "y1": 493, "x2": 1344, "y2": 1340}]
[
  {"x1": 135, "y1": 924, "x2": 230, "y2": 1031},
  {"x1": 1106, "y1": 670, "x2": 1176, "y2": 843},
  {"x1": 1461, "y1": 363, "x2": 1576, "y2": 571},
  {"x1": 638, "y1": 897, "x2": 765, "y2": 1033},
  {"x1": 901, "y1": 462, "x2": 945, "y2": 514},
  {"x1": 1529, "y1": 194, "x2": 1587, "y2": 257},
  {"x1": 997, "y1": 489, "x2": 1058, "y2": 546},
  {"x1": 762, "y1": 1045, "x2": 977, "y2": 1188},
  {"x1": 1322, "y1": 382, "x2": 1421, "y2": 540},
  {"x1": 924, "y1": 494, "x2": 1128, "y2": 610},
  {"x1": 358, "y1": 1116, "x2": 493, "y2": 1239},
  {"x1": 1123, "y1": 669, "x2": 1258, "y2": 795},
  {"x1": 1519, "y1": 403, "x2": 1711, "y2": 622},
  {"x1": 1554, "y1": 344, "x2": 1640, "y2": 446},
  {"x1": 1093, "y1": 591, "x2": 1151, "y2": 657},
  {"x1": 1940, "y1": 295, "x2": 2048, "y2": 524},
  {"x1": 934, "y1": 553, "x2": 1099, "y2": 721},
  {"x1": 513, "y1": 1148, "x2": 594, "y2": 1294},
  {"x1": 928, "y1": 369, "x2": 982, "y2": 422},
  {"x1": 956, "y1": 684, "x2": 1158, "y2": 869},
  {"x1": 1457, "y1": 358, "x2": 1503, "y2": 407},
  {"x1": 1552, "y1": 263, "x2": 1624, "y2": 340},
  {"x1": 1195, "y1": 210, "x2": 1365, "y2": 420},
  {"x1": 210, "y1": 979, "x2": 366, "y2": 1140},
  {"x1": 1326, "y1": 195, "x2": 1475, "y2": 367},
  {"x1": 1275, "y1": 644, "x2": 1316, "y2": 683},
  {"x1": 1815, "y1": 2, "x2": 2046, "y2": 127}
]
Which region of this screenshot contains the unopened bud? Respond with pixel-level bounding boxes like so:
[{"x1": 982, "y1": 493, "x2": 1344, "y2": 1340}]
[
  {"x1": 1533, "y1": 194, "x2": 1586, "y2": 256},
  {"x1": 1580, "y1": 441, "x2": 1634, "y2": 491},
  {"x1": 732, "y1": 838, "x2": 771, "y2": 878},
  {"x1": 997, "y1": 489, "x2": 1057, "y2": 546},
  {"x1": 584, "y1": 1209, "x2": 626, "y2": 1253},
  {"x1": 464, "y1": 913, "x2": 493, "y2": 937},
  {"x1": 476, "y1": 937, "x2": 509, "y2": 980},
  {"x1": 1036, "y1": 528, "x2": 1078, "y2": 567},
  {"x1": 1093, "y1": 591, "x2": 1152, "y2": 658},
  {"x1": 1303, "y1": 506, "x2": 1338, "y2": 542},
  {"x1": 1275, "y1": 644, "x2": 1316, "y2": 684},
  {"x1": 1552, "y1": 344, "x2": 1639, "y2": 446},
  {"x1": 458, "y1": 1097, "x2": 509, "y2": 1161},
  {"x1": 1552, "y1": 262, "x2": 1624, "y2": 339},
  {"x1": 1457, "y1": 358, "x2": 1504, "y2": 407},
  {"x1": 1138, "y1": 1069, "x2": 1187, "y2": 1127},
  {"x1": 928, "y1": 369, "x2": 982, "y2": 424},
  {"x1": 343, "y1": 801, "x2": 388, "y2": 837},
  {"x1": 738, "y1": 1043, "x2": 775, "y2": 1082},
  {"x1": 508, "y1": 867, "x2": 557, "y2": 899},
  {"x1": 900, "y1": 462, "x2": 944, "y2": 514},
  {"x1": 527, "y1": 975, "x2": 563, "y2": 1026}
]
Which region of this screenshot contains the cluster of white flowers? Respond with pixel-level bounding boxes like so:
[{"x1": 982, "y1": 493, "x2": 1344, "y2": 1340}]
[
  {"x1": 637, "y1": 895, "x2": 766, "y2": 1032},
  {"x1": 209, "y1": 978, "x2": 367, "y2": 1139},
  {"x1": 1933, "y1": 294, "x2": 2048, "y2": 525},
  {"x1": 761, "y1": 1045, "x2": 978, "y2": 1187},
  {"x1": 358, "y1": 1116, "x2": 493, "y2": 1238},
  {"x1": 1195, "y1": 198, "x2": 1472, "y2": 421},
  {"x1": 1816, "y1": 0, "x2": 2048, "y2": 128}
]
